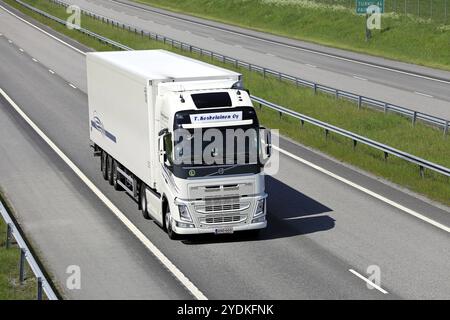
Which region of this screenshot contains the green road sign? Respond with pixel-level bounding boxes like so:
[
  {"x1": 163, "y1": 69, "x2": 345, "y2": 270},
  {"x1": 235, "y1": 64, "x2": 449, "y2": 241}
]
[{"x1": 356, "y1": 0, "x2": 384, "y2": 14}]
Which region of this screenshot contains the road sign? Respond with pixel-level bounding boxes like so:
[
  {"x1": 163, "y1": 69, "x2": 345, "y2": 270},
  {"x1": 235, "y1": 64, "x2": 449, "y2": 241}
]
[{"x1": 356, "y1": 0, "x2": 384, "y2": 14}]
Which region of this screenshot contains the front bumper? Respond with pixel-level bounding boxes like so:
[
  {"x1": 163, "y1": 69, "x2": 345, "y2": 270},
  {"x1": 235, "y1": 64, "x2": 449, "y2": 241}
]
[
  {"x1": 173, "y1": 220, "x2": 267, "y2": 235},
  {"x1": 172, "y1": 194, "x2": 267, "y2": 235}
]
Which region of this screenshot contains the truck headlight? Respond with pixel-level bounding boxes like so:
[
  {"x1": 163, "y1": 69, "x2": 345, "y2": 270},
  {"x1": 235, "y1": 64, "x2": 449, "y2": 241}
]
[
  {"x1": 178, "y1": 205, "x2": 193, "y2": 222},
  {"x1": 254, "y1": 199, "x2": 265, "y2": 217}
]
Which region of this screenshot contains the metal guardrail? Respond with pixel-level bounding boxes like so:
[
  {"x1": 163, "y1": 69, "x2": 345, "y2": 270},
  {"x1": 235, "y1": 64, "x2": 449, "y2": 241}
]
[
  {"x1": 252, "y1": 96, "x2": 450, "y2": 178},
  {"x1": 0, "y1": 200, "x2": 58, "y2": 300},
  {"x1": 12, "y1": 0, "x2": 450, "y2": 178},
  {"x1": 45, "y1": 0, "x2": 450, "y2": 133}
]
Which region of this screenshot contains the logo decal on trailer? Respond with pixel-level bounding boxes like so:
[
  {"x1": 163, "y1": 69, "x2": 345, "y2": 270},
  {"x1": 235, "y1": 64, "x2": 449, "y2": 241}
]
[{"x1": 91, "y1": 115, "x2": 117, "y2": 143}]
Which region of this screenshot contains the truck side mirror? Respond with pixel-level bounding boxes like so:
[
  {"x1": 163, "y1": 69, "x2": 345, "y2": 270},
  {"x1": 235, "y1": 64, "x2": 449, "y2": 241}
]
[
  {"x1": 259, "y1": 127, "x2": 272, "y2": 165},
  {"x1": 159, "y1": 132, "x2": 173, "y2": 167}
]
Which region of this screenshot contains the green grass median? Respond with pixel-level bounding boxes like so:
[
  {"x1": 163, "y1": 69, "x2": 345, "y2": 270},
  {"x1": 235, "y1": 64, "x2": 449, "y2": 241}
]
[
  {"x1": 0, "y1": 198, "x2": 37, "y2": 299},
  {"x1": 5, "y1": 0, "x2": 450, "y2": 206},
  {"x1": 135, "y1": 0, "x2": 450, "y2": 71}
]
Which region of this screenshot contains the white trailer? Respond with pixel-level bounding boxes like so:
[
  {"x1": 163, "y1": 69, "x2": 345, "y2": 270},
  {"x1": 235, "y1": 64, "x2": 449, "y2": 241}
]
[{"x1": 87, "y1": 50, "x2": 271, "y2": 239}]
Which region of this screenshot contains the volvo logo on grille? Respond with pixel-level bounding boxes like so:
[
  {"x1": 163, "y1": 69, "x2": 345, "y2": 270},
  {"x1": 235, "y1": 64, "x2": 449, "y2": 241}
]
[{"x1": 218, "y1": 168, "x2": 225, "y2": 175}]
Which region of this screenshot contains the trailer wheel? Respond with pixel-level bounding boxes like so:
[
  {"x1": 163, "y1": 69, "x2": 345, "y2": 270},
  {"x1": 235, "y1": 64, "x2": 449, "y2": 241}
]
[
  {"x1": 140, "y1": 184, "x2": 150, "y2": 219},
  {"x1": 112, "y1": 160, "x2": 123, "y2": 191},
  {"x1": 101, "y1": 151, "x2": 108, "y2": 180},
  {"x1": 164, "y1": 206, "x2": 179, "y2": 240},
  {"x1": 107, "y1": 156, "x2": 114, "y2": 185}
]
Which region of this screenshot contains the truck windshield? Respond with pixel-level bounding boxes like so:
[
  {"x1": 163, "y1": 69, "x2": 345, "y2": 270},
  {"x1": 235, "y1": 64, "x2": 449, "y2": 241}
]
[{"x1": 169, "y1": 107, "x2": 261, "y2": 178}]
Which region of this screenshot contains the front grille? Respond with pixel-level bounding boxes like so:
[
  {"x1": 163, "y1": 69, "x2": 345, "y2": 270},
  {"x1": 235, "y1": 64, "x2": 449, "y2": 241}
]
[
  {"x1": 205, "y1": 216, "x2": 242, "y2": 224},
  {"x1": 199, "y1": 215, "x2": 246, "y2": 225},
  {"x1": 205, "y1": 203, "x2": 241, "y2": 212}
]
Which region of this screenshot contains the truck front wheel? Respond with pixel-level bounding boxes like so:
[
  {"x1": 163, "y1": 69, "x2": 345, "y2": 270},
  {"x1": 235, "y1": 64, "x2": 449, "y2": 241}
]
[
  {"x1": 164, "y1": 206, "x2": 179, "y2": 240},
  {"x1": 140, "y1": 184, "x2": 150, "y2": 219}
]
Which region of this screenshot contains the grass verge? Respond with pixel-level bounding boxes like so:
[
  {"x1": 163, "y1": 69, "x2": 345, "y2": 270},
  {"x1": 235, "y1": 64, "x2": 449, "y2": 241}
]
[
  {"x1": 135, "y1": 0, "x2": 450, "y2": 71},
  {"x1": 0, "y1": 199, "x2": 37, "y2": 299},
  {"x1": 5, "y1": 0, "x2": 450, "y2": 206}
]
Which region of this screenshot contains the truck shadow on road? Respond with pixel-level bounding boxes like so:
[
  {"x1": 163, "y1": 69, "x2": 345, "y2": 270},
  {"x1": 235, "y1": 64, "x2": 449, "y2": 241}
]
[{"x1": 183, "y1": 176, "x2": 335, "y2": 245}]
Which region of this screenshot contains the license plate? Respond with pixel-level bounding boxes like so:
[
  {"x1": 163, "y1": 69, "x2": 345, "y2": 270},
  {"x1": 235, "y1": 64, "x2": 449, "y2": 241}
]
[{"x1": 215, "y1": 227, "x2": 234, "y2": 234}]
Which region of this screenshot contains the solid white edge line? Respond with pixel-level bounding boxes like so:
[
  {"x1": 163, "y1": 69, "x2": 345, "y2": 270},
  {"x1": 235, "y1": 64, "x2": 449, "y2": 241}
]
[
  {"x1": 19, "y1": 48, "x2": 24, "y2": 52},
  {"x1": 0, "y1": 88, "x2": 207, "y2": 301},
  {"x1": 48, "y1": 69, "x2": 55, "y2": 74},
  {"x1": 0, "y1": 4, "x2": 86, "y2": 56},
  {"x1": 108, "y1": 0, "x2": 450, "y2": 85},
  {"x1": 32, "y1": 58, "x2": 38, "y2": 62},
  {"x1": 349, "y1": 269, "x2": 388, "y2": 294},
  {"x1": 274, "y1": 146, "x2": 450, "y2": 233},
  {"x1": 1, "y1": 4, "x2": 209, "y2": 300},
  {"x1": 68, "y1": 83, "x2": 77, "y2": 89}
]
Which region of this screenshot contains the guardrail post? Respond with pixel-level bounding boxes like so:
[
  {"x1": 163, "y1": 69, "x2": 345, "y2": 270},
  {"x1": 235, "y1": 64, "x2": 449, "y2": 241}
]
[
  {"x1": 335, "y1": 90, "x2": 338, "y2": 99},
  {"x1": 279, "y1": 111, "x2": 282, "y2": 119},
  {"x1": 384, "y1": 103, "x2": 388, "y2": 113},
  {"x1": 313, "y1": 84, "x2": 317, "y2": 95},
  {"x1": 300, "y1": 119, "x2": 304, "y2": 128},
  {"x1": 5, "y1": 223, "x2": 12, "y2": 249},
  {"x1": 325, "y1": 129, "x2": 329, "y2": 139},
  {"x1": 444, "y1": 121, "x2": 449, "y2": 137},
  {"x1": 419, "y1": 165, "x2": 425, "y2": 178},
  {"x1": 37, "y1": 277, "x2": 43, "y2": 300},
  {"x1": 263, "y1": 68, "x2": 266, "y2": 78},
  {"x1": 353, "y1": 140, "x2": 357, "y2": 150},
  {"x1": 19, "y1": 248, "x2": 26, "y2": 284},
  {"x1": 412, "y1": 112, "x2": 417, "y2": 126},
  {"x1": 384, "y1": 152, "x2": 388, "y2": 161},
  {"x1": 358, "y1": 96, "x2": 362, "y2": 110}
]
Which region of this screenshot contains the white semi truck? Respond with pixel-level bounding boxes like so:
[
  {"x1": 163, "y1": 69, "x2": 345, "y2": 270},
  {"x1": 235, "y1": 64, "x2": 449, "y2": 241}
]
[{"x1": 87, "y1": 50, "x2": 271, "y2": 239}]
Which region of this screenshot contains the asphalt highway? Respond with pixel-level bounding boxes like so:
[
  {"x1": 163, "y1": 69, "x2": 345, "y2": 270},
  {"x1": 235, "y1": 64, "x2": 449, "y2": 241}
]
[
  {"x1": 55, "y1": 0, "x2": 450, "y2": 119},
  {"x1": 0, "y1": 3, "x2": 449, "y2": 299}
]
